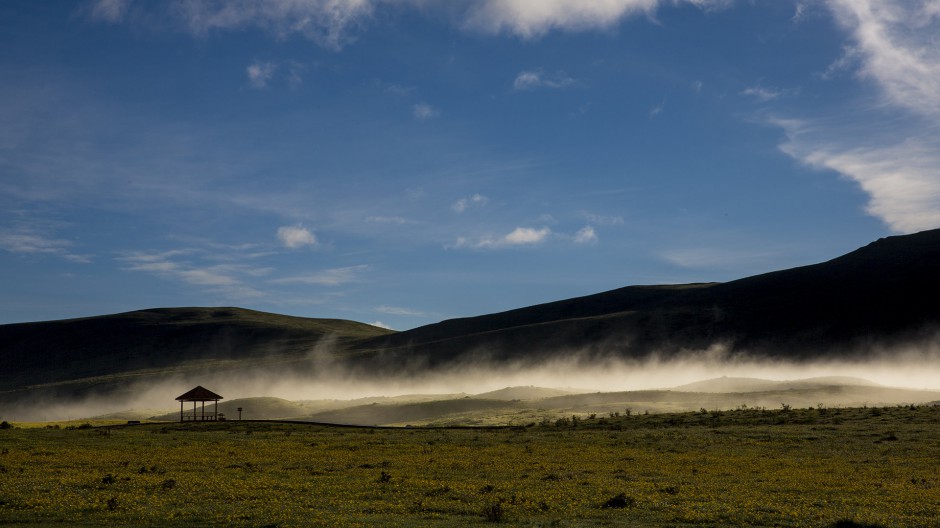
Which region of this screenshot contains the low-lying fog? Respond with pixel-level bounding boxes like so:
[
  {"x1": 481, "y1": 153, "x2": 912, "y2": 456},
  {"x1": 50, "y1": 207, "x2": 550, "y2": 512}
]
[{"x1": 8, "y1": 343, "x2": 940, "y2": 422}]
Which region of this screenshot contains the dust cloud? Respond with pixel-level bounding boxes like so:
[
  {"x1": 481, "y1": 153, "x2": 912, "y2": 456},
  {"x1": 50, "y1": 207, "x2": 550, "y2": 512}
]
[{"x1": 6, "y1": 340, "x2": 940, "y2": 422}]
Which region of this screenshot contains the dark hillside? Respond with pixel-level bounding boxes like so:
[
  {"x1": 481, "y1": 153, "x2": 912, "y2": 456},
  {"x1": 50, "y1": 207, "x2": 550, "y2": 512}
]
[
  {"x1": 356, "y1": 229, "x2": 940, "y2": 364},
  {"x1": 1, "y1": 307, "x2": 393, "y2": 391}
]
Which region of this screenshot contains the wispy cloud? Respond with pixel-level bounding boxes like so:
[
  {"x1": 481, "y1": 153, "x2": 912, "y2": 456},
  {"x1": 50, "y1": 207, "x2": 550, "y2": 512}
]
[
  {"x1": 0, "y1": 229, "x2": 92, "y2": 263},
  {"x1": 826, "y1": 0, "x2": 940, "y2": 118},
  {"x1": 818, "y1": 45, "x2": 862, "y2": 80},
  {"x1": 366, "y1": 215, "x2": 410, "y2": 224},
  {"x1": 740, "y1": 83, "x2": 795, "y2": 102},
  {"x1": 583, "y1": 212, "x2": 624, "y2": 225},
  {"x1": 574, "y1": 226, "x2": 598, "y2": 244},
  {"x1": 660, "y1": 246, "x2": 780, "y2": 270},
  {"x1": 369, "y1": 320, "x2": 393, "y2": 330},
  {"x1": 513, "y1": 69, "x2": 575, "y2": 91},
  {"x1": 168, "y1": 0, "x2": 376, "y2": 51},
  {"x1": 85, "y1": 0, "x2": 131, "y2": 23},
  {"x1": 649, "y1": 96, "x2": 666, "y2": 117},
  {"x1": 769, "y1": 1, "x2": 940, "y2": 234},
  {"x1": 271, "y1": 265, "x2": 370, "y2": 286},
  {"x1": 452, "y1": 193, "x2": 489, "y2": 213},
  {"x1": 246, "y1": 60, "x2": 277, "y2": 89},
  {"x1": 774, "y1": 117, "x2": 940, "y2": 233},
  {"x1": 454, "y1": 226, "x2": 552, "y2": 249},
  {"x1": 412, "y1": 102, "x2": 439, "y2": 120},
  {"x1": 87, "y1": 0, "x2": 733, "y2": 50},
  {"x1": 464, "y1": 0, "x2": 728, "y2": 38},
  {"x1": 691, "y1": 80, "x2": 703, "y2": 94},
  {"x1": 277, "y1": 225, "x2": 317, "y2": 249},
  {"x1": 119, "y1": 249, "x2": 269, "y2": 298},
  {"x1": 375, "y1": 305, "x2": 428, "y2": 317}
]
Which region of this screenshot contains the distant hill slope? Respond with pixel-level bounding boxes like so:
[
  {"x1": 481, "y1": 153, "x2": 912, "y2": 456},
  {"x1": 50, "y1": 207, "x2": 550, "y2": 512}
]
[
  {"x1": 355, "y1": 229, "x2": 940, "y2": 365},
  {"x1": 0, "y1": 307, "x2": 393, "y2": 392}
]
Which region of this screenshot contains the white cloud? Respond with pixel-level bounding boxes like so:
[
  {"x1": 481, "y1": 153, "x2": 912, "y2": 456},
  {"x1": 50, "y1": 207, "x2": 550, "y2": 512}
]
[
  {"x1": 0, "y1": 230, "x2": 92, "y2": 263},
  {"x1": 574, "y1": 226, "x2": 598, "y2": 244},
  {"x1": 272, "y1": 265, "x2": 369, "y2": 286},
  {"x1": 277, "y1": 225, "x2": 317, "y2": 249},
  {"x1": 86, "y1": 0, "x2": 131, "y2": 23},
  {"x1": 369, "y1": 320, "x2": 393, "y2": 330},
  {"x1": 691, "y1": 80, "x2": 703, "y2": 94},
  {"x1": 818, "y1": 45, "x2": 863, "y2": 80},
  {"x1": 366, "y1": 215, "x2": 410, "y2": 224},
  {"x1": 740, "y1": 83, "x2": 794, "y2": 102},
  {"x1": 170, "y1": 0, "x2": 376, "y2": 50},
  {"x1": 768, "y1": 1, "x2": 940, "y2": 234},
  {"x1": 466, "y1": 0, "x2": 665, "y2": 38},
  {"x1": 774, "y1": 118, "x2": 940, "y2": 233},
  {"x1": 455, "y1": 226, "x2": 552, "y2": 249},
  {"x1": 89, "y1": 1, "x2": 733, "y2": 50},
  {"x1": 649, "y1": 97, "x2": 666, "y2": 117},
  {"x1": 412, "y1": 102, "x2": 439, "y2": 120},
  {"x1": 452, "y1": 193, "x2": 489, "y2": 212},
  {"x1": 118, "y1": 250, "x2": 268, "y2": 299},
  {"x1": 583, "y1": 212, "x2": 624, "y2": 225},
  {"x1": 247, "y1": 61, "x2": 277, "y2": 89},
  {"x1": 825, "y1": 0, "x2": 940, "y2": 118},
  {"x1": 513, "y1": 69, "x2": 575, "y2": 91},
  {"x1": 661, "y1": 246, "x2": 780, "y2": 270},
  {"x1": 376, "y1": 305, "x2": 428, "y2": 317}
]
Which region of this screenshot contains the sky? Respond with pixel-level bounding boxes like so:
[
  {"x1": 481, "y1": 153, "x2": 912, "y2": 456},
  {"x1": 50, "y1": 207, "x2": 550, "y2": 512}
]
[{"x1": 1, "y1": 0, "x2": 939, "y2": 331}]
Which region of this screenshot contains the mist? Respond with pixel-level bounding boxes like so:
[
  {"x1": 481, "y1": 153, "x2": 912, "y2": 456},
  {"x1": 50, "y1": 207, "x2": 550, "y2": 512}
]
[{"x1": 7, "y1": 337, "x2": 940, "y2": 423}]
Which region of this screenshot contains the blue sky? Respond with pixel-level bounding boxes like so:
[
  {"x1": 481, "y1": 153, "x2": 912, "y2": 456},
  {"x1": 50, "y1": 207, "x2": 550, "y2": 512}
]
[{"x1": 2, "y1": 0, "x2": 939, "y2": 330}]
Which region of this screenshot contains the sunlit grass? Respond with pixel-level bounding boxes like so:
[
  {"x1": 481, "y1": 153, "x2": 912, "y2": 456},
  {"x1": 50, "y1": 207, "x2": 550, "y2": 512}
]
[{"x1": 1, "y1": 406, "x2": 939, "y2": 526}]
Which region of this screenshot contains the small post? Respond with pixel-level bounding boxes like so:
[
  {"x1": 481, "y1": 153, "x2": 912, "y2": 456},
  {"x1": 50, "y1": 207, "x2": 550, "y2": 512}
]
[{"x1": 237, "y1": 407, "x2": 243, "y2": 420}]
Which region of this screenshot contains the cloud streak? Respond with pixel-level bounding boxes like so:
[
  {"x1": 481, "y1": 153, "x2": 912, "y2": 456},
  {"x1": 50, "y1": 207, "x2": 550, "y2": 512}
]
[
  {"x1": 454, "y1": 226, "x2": 552, "y2": 249},
  {"x1": 774, "y1": 117, "x2": 940, "y2": 233},
  {"x1": 513, "y1": 69, "x2": 575, "y2": 91},
  {"x1": 272, "y1": 265, "x2": 370, "y2": 286},
  {"x1": 769, "y1": 1, "x2": 940, "y2": 234}
]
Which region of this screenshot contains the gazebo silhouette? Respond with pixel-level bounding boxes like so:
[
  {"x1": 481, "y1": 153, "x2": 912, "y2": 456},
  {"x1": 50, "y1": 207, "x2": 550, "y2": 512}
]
[{"x1": 176, "y1": 386, "x2": 223, "y2": 422}]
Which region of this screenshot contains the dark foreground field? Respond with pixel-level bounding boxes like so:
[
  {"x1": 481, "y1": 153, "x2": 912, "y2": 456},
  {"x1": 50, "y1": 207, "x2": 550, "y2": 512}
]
[{"x1": 1, "y1": 406, "x2": 939, "y2": 527}]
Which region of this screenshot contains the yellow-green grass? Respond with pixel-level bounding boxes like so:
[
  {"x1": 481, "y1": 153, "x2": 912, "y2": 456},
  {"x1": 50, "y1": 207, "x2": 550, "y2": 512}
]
[{"x1": 1, "y1": 407, "x2": 939, "y2": 527}]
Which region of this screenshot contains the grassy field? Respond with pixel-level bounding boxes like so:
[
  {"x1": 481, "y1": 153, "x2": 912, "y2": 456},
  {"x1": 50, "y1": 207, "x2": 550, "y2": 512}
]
[{"x1": 1, "y1": 406, "x2": 939, "y2": 527}]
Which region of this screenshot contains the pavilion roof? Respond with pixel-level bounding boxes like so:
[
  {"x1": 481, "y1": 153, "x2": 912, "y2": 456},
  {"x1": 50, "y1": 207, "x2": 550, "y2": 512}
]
[{"x1": 175, "y1": 385, "x2": 223, "y2": 402}]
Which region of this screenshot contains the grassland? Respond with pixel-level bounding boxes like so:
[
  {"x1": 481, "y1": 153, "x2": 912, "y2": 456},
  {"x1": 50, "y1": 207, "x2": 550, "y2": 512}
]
[{"x1": 1, "y1": 406, "x2": 939, "y2": 527}]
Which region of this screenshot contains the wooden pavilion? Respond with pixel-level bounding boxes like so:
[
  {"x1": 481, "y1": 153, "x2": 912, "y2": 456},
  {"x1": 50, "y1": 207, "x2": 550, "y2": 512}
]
[{"x1": 176, "y1": 386, "x2": 223, "y2": 422}]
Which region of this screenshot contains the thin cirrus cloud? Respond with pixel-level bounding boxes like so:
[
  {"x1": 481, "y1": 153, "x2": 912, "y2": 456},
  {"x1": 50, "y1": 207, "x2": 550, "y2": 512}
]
[
  {"x1": 452, "y1": 193, "x2": 489, "y2": 213},
  {"x1": 769, "y1": 0, "x2": 940, "y2": 234},
  {"x1": 118, "y1": 249, "x2": 269, "y2": 298},
  {"x1": 412, "y1": 103, "x2": 439, "y2": 120},
  {"x1": 454, "y1": 226, "x2": 552, "y2": 249},
  {"x1": 574, "y1": 226, "x2": 598, "y2": 244},
  {"x1": 270, "y1": 265, "x2": 370, "y2": 286},
  {"x1": 246, "y1": 61, "x2": 277, "y2": 89},
  {"x1": 513, "y1": 69, "x2": 575, "y2": 91},
  {"x1": 0, "y1": 230, "x2": 92, "y2": 263}
]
